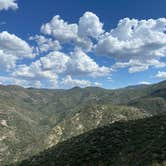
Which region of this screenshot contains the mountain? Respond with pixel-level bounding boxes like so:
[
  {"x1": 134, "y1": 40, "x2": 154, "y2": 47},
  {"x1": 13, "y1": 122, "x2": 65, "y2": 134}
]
[
  {"x1": 125, "y1": 84, "x2": 150, "y2": 90},
  {"x1": 0, "y1": 80, "x2": 165, "y2": 165},
  {"x1": 13, "y1": 113, "x2": 166, "y2": 166},
  {"x1": 128, "y1": 81, "x2": 166, "y2": 114},
  {"x1": 45, "y1": 104, "x2": 148, "y2": 148}
]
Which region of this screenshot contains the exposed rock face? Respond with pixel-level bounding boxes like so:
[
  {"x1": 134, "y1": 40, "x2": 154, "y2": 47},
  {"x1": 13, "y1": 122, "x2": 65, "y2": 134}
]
[{"x1": 0, "y1": 120, "x2": 8, "y2": 127}]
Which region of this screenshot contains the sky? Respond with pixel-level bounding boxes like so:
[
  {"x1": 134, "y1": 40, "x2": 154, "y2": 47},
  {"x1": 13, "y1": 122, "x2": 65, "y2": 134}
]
[{"x1": 0, "y1": 0, "x2": 166, "y2": 89}]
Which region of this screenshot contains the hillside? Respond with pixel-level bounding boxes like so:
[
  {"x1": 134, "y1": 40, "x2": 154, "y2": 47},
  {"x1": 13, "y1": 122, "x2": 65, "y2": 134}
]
[
  {"x1": 14, "y1": 113, "x2": 166, "y2": 166},
  {"x1": 0, "y1": 80, "x2": 165, "y2": 165},
  {"x1": 45, "y1": 104, "x2": 148, "y2": 148},
  {"x1": 128, "y1": 81, "x2": 166, "y2": 114}
]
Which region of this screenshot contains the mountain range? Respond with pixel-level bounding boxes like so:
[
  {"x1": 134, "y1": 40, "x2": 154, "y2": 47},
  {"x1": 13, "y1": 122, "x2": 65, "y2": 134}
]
[{"x1": 0, "y1": 80, "x2": 166, "y2": 166}]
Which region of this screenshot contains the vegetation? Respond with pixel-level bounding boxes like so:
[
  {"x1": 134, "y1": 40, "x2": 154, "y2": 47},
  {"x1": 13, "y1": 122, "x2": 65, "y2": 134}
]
[
  {"x1": 13, "y1": 113, "x2": 166, "y2": 166},
  {"x1": 0, "y1": 80, "x2": 165, "y2": 165}
]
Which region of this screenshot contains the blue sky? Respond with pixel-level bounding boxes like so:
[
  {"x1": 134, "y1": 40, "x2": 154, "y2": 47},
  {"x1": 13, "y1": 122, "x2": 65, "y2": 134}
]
[{"x1": 0, "y1": 0, "x2": 166, "y2": 89}]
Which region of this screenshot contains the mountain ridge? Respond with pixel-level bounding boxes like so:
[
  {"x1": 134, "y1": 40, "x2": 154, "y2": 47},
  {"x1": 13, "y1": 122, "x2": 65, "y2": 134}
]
[{"x1": 0, "y1": 80, "x2": 165, "y2": 165}]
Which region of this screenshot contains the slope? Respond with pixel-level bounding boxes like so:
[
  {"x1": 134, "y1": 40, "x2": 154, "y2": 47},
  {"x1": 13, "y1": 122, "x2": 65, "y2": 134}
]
[{"x1": 14, "y1": 113, "x2": 166, "y2": 166}]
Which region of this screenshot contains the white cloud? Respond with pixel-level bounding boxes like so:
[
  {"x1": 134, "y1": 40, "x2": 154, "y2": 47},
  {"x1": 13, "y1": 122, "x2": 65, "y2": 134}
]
[
  {"x1": 155, "y1": 71, "x2": 166, "y2": 79},
  {"x1": 1, "y1": 12, "x2": 166, "y2": 88},
  {"x1": 12, "y1": 49, "x2": 110, "y2": 88},
  {"x1": 94, "y1": 82, "x2": 102, "y2": 87},
  {"x1": 39, "y1": 51, "x2": 69, "y2": 74},
  {"x1": 13, "y1": 63, "x2": 58, "y2": 88},
  {"x1": 29, "y1": 35, "x2": 61, "y2": 53},
  {"x1": 41, "y1": 15, "x2": 78, "y2": 43},
  {"x1": 41, "y1": 14, "x2": 166, "y2": 74},
  {"x1": 114, "y1": 59, "x2": 148, "y2": 73},
  {"x1": 78, "y1": 11, "x2": 104, "y2": 38},
  {"x1": 95, "y1": 18, "x2": 166, "y2": 72},
  {"x1": 61, "y1": 75, "x2": 102, "y2": 88},
  {"x1": 0, "y1": 76, "x2": 38, "y2": 88},
  {"x1": 147, "y1": 59, "x2": 166, "y2": 68},
  {"x1": 40, "y1": 12, "x2": 104, "y2": 51},
  {"x1": 61, "y1": 75, "x2": 92, "y2": 88},
  {"x1": 13, "y1": 48, "x2": 111, "y2": 79},
  {"x1": 0, "y1": 76, "x2": 16, "y2": 84},
  {"x1": 114, "y1": 59, "x2": 166, "y2": 73},
  {"x1": 139, "y1": 81, "x2": 151, "y2": 85},
  {"x1": 0, "y1": 31, "x2": 35, "y2": 70},
  {"x1": 0, "y1": 0, "x2": 18, "y2": 11},
  {"x1": 66, "y1": 48, "x2": 111, "y2": 77},
  {"x1": 12, "y1": 51, "x2": 68, "y2": 88},
  {"x1": 0, "y1": 50, "x2": 16, "y2": 70},
  {"x1": 0, "y1": 31, "x2": 34, "y2": 58}
]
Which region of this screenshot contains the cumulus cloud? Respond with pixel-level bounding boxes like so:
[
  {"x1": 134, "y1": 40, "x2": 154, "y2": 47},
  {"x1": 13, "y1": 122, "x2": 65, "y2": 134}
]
[
  {"x1": 40, "y1": 12, "x2": 104, "y2": 51},
  {"x1": 0, "y1": 76, "x2": 41, "y2": 88},
  {"x1": 12, "y1": 63, "x2": 58, "y2": 88},
  {"x1": 41, "y1": 14, "x2": 166, "y2": 74},
  {"x1": 114, "y1": 59, "x2": 166, "y2": 73},
  {"x1": 12, "y1": 49, "x2": 110, "y2": 88},
  {"x1": 114, "y1": 59, "x2": 148, "y2": 73},
  {"x1": 61, "y1": 75, "x2": 102, "y2": 88},
  {"x1": 39, "y1": 51, "x2": 69, "y2": 73},
  {"x1": 66, "y1": 48, "x2": 111, "y2": 77},
  {"x1": 96, "y1": 18, "x2": 166, "y2": 58},
  {"x1": 1, "y1": 12, "x2": 166, "y2": 88},
  {"x1": 11, "y1": 51, "x2": 65, "y2": 88},
  {"x1": 41, "y1": 14, "x2": 92, "y2": 51},
  {"x1": 0, "y1": 50, "x2": 16, "y2": 70},
  {"x1": 78, "y1": 11, "x2": 104, "y2": 38},
  {"x1": 0, "y1": 76, "x2": 20, "y2": 85},
  {"x1": 13, "y1": 48, "x2": 110, "y2": 78},
  {"x1": 139, "y1": 81, "x2": 151, "y2": 85},
  {"x1": 0, "y1": 0, "x2": 18, "y2": 11},
  {"x1": 41, "y1": 15, "x2": 79, "y2": 46},
  {"x1": 155, "y1": 71, "x2": 166, "y2": 79},
  {"x1": 95, "y1": 18, "x2": 166, "y2": 72},
  {"x1": 29, "y1": 35, "x2": 61, "y2": 53},
  {"x1": 0, "y1": 31, "x2": 35, "y2": 70},
  {"x1": 0, "y1": 31, "x2": 34, "y2": 58},
  {"x1": 12, "y1": 51, "x2": 69, "y2": 88},
  {"x1": 61, "y1": 75, "x2": 92, "y2": 88},
  {"x1": 40, "y1": 15, "x2": 91, "y2": 51}
]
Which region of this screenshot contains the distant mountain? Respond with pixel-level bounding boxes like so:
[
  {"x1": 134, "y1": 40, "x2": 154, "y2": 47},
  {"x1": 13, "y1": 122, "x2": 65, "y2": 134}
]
[
  {"x1": 14, "y1": 113, "x2": 166, "y2": 166},
  {"x1": 125, "y1": 84, "x2": 150, "y2": 90},
  {"x1": 128, "y1": 80, "x2": 166, "y2": 114},
  {"x1": 0, "y1": 80, "x2": 165, "y2": 165}
]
